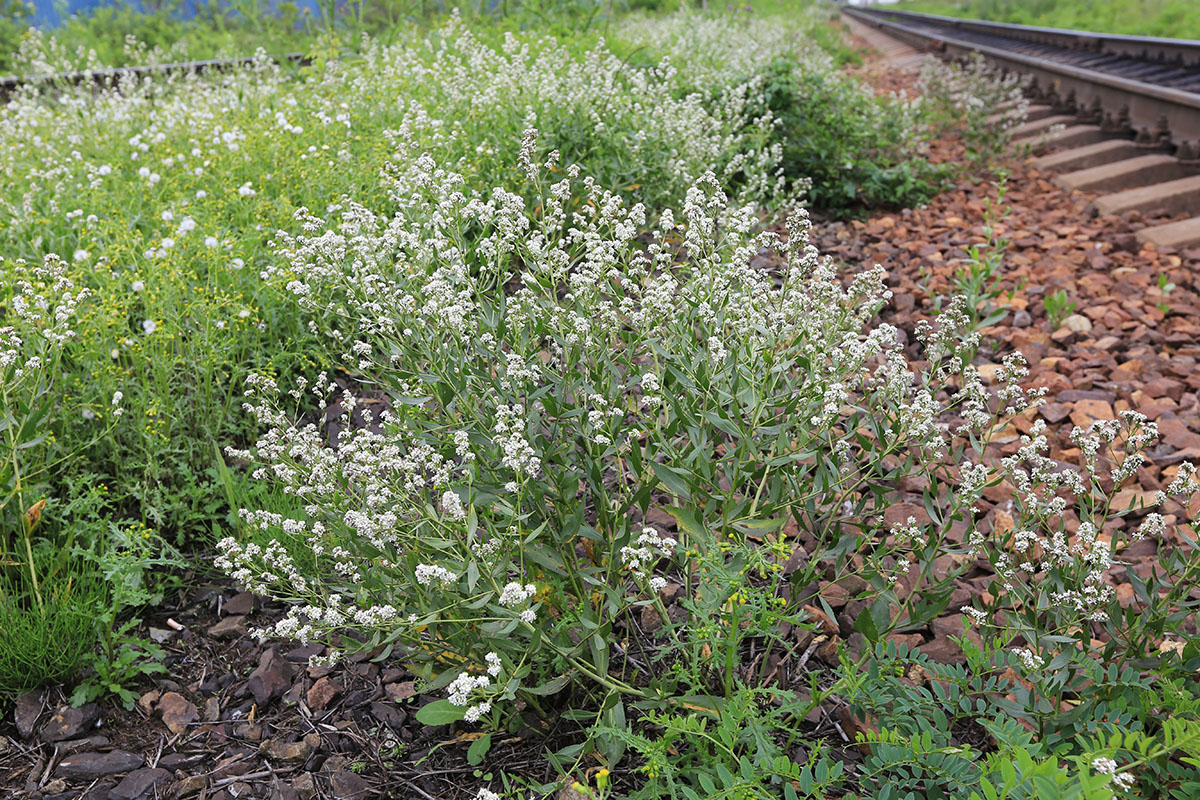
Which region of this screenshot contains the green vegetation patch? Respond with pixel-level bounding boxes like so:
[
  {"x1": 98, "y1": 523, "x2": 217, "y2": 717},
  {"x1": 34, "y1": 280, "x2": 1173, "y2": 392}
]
[{"x1": 891, "y1": 0, "x2": 1200, "y2": 40}]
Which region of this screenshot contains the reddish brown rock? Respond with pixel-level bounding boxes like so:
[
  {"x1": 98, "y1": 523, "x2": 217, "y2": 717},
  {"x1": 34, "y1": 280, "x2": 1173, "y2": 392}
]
[
  {"x1": 14, "y1": 690, "x2": 43, "y2": 739},
  {"x1": 1070, "y1": 398, "x2": 1115, "y2": 429},
  {"x1": 158, "y1": 692, "x2": 198, "y2": 735},
  {"x1": 246, "y1": 648, "x2": 296, "y2": 706}
]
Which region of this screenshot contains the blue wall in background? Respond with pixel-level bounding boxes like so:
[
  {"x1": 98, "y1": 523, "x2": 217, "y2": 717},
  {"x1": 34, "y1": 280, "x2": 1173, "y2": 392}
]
[{"x1": 27, "y1": 0, "x2": 323, "y2": 27}]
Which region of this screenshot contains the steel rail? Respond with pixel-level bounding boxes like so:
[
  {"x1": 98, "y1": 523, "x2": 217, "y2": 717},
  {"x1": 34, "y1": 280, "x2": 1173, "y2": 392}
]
[
  {"x1": 0, "y1": 52, "x2": 310, "y2": 99},
  {"x1": 844, "y1": 6, "x2": 1200, "y2": 160}
]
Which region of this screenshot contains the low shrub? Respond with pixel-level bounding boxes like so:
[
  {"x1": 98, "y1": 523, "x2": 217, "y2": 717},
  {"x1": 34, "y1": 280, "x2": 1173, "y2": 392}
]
[
  {"x1": 620, "y1": 11, "x2": 949, "y2": 212},
  {"x1": 760, "y1": 57, "x2": 950, "y2": 210}
]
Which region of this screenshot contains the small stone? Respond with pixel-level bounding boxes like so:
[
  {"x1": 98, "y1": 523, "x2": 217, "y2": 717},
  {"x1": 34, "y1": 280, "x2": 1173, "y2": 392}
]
[
  {"x1": 330, "y1": 769, "x2": 374, "y2": 798},
  {"x1": 918, "y1": 636, "x2": 968, "y2": 666},
  {"x1": 233, "y1": 722, "x2": 263, "y2": 741},
  {"x1": 1070, "y1": 398, "x2": 1115, "y2": 429},
  {"x1": 147, "y1": 627, "x2": 175, "y2": 644},
  {"x1": 384, "y1": 681, "x2": 416, "y2": 702},
  {"x1": 817, "y1": 635, "x2": 842, "y2": 663},
  {"x1": 1038, "y1": 402, "x2": 1072, "y2": 424},
  {"x1": 14, "y1": 690, "x2": 43, "y2": 739},
  {"x1": 818, "y1": 581, "x2": 848, "y2": 608},
  {"x1": 110, "y1": 767, "x2": 171, "y2": 800},
  {"x1": 976, "y1": 363, "x2": 1003, "y2": 384},
  {"x1": 1060, "y1": 314, "x2": 1092, "y2": 333},
  {"x1": 369, "y1": 702, "x2": 405, "y2": 728},
  {"x1": 882, "y1": 501, "x2": 931, "y2": 528},
  {"x1": 207, "y1": 616, "x2": 248, "y2": 640},
  {"x1": 203, "y1": 696, "x2": 221, "y2": 722},
  {"x1": 639, "y1": 604, "x2": 662, "y2": 633},
  {"x1": 286, "y1": 642, "x2": 325, "y2": 663},
  {"x1": 293, "y1": 773, "x2": 317, "y2": 800},
  {"x1": 55, "y1": 750, "x2": 144, "y2": 779},
  {"x1": 1012, "y1": 308, "x2": 1032, "y2": 328},
  {"x1": 1111, "y1": 488, "x2": 1159, "y2": 512},
  {"x1": 246, "y1": 648, "x2": 295, "y2": 706},
  {"x1": 801, "y1": 604, "x2": 838, "y2": 637},
  {"x1": 40, "y1": 703, "x2": 100, "y2": 743},
  {"x1": 272, "y1": 780, "x2": 301, "y2": 800},
  {"x1": 158, "y1": 692, "x2": 198, "y2": 735},
  {"x1": 989, "y1": 508, "x2": 1015, "y2": 537},
  {"x1": 56, "y1": 735, "x2": 110, "y2": 755},
  {"x1": 175, "y1": 775, "x2": 208, "y2": 797},
  {"x1": 224, "y1": 592, "x2": 257, "y2": 616},
  {"x1": 260, "y1": 733, "x2": 321, "y2": 763},
  {"x1": 137, "y1": 690, "x2": 161, "y2": 714},
  {"x1": 307, "y1": 677, "x2": 341, "y2": 711},
  {"x1": 888, "y1": 633, "x2": 925, "y2": 651},
  {"x1": 838, "y1": 706, "x2": 879, "y2": 753},
  {"x1": 158, "y1": 752, "x2": 205, "y2": 769}
]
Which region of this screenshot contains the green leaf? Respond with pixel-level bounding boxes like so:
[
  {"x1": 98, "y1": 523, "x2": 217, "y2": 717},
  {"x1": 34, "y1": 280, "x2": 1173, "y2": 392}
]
[
  {"x1": 526, "y1": 674, "x2": 570, "y2": 696},
  {"x1": 651, "y1": 461, "x2": 693, "y2": 501},
  {"x1": 853, "y1": 599, "x2": 885, "y2": 642},
  {"x1": 731, "y1": 516, "x2": 787, "y2": 536},
  {"x1": 466, "y1": 732, "x2": 492, "y2": 766},
  {"x1": 415, "y1": 699, "x2": 466, "y2": 726},
  {"x1": 668, "y1": 506, "x2": 706, "y2": 540}
]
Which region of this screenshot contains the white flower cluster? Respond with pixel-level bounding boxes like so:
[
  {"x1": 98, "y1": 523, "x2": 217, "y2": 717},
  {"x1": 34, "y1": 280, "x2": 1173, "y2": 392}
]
[
  {"x1": 493, "y1": 403, "x2": 541, "y2": 479},
  {"x1": 211, "y1": 140, "x2": 1018, "y2": 718},
  {"x1": 215, "y1": 536, "x2": 309, "y2": 595},
  {"x1": 1091, "y1": 756, "x2": 1135, "y2": 790},
  {"x1": 415, "y1": 564, "x2": 458, "y2": 587},
  {"x1": 441, "y1": 489, "x2": 466, "y2": 522},
  {"x1": 1011, "y1": 647, "x2": 1045, "y2": 672},
  {"x1": 620, "y1": 527, "x2": 677, "y2": 581},
  {"x1": 447, "y1": 653, "x2": 507, "y2": 723}
]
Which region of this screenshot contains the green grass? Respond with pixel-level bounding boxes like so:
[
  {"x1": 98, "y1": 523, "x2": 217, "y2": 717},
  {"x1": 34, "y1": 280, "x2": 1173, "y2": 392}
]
[
  {"x1": 0, "y1": 559, "x2": 106, "y2": 695},
  {"x1": 889, "y1": 0, "x2": 1200, "y2": 39}
]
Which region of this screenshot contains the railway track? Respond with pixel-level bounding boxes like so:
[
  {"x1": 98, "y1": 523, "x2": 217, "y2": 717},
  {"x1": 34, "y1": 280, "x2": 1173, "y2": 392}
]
[{"x1": 843, "y1": 6, "x2": 1200, "y2": 249}]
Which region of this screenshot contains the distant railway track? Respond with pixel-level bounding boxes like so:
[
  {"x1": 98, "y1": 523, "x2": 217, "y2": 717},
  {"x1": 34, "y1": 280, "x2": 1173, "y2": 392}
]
[
  {"x1": 0, "y1": 52, "x2": 309, "y2": 100},
  {"x1": 842, "y1": 6, "x2": 1200, "y2": 250},
  {"x1": 843, "y1": 6, "x2": 1200, "y2": 161}
]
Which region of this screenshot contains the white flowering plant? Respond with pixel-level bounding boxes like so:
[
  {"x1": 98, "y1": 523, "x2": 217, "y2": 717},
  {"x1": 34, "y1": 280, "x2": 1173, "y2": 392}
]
[
  {"x1": 918, "y1": 51, "x2": 1030, "y2": 166},
  {"x1": 960, "y1": 413, "x2": 1200, "y2": 741},
  {"x1": 0, "y1": 8, "x2": 885, "y2": 553},
  {"x1": 214, "y1": 133, "x2": 1078, "y2": 787},
  {"x1": 0, "y1": 254, "x2": 142, "y2": 693},
  {"x1": 0, "y1": 255, "x2": 105, "y2": 605}
]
